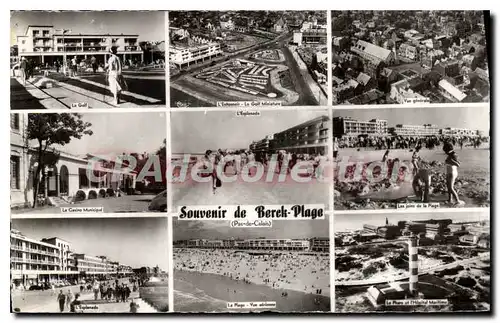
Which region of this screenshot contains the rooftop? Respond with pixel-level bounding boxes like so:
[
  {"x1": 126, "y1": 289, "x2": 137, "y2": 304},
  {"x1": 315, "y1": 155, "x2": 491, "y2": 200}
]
[
  {"x1": 352, "y1": 40, "x2": 392, "y2": 62},
  {"x1": 438, "y1": 79, "x2": 467, "y2": 101}
]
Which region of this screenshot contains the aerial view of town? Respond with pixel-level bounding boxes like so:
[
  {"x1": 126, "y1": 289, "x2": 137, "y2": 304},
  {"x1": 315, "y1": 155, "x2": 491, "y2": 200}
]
[
  {"x1": 169, "y1": 11, "x2": 328, "y2": 107},
  {"x1": 334, "y1": 211, "x2": 490, "y2": 313},
  {"x1": 332, "y1": 11, "x2": 490, "y2": 105}
]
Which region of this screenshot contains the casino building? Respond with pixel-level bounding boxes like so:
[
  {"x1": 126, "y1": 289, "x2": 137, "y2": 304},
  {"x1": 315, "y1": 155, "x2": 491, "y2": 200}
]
[
  {"x1": 10, "y1": 228, "x2": 133, "y2": 289},
  {"x1": 16, "y1": 25, "x2": 144, "y2": 65},
  {"x1": 10, "y1": 113, "x2": 137, "y2": 209}
]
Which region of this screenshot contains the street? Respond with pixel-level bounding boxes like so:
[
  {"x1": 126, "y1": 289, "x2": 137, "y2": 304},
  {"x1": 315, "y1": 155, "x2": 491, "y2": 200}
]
[
  {"x1": 11, "y1": 278, "x2": 140, "y2": 313},
  {"x1": 11, "y1": 194, "x2": 159, "y2": 215},
  {"x1": 172, "y1": 164, "x2": 329, "y2": 211},
  {"x1": 11, "y1": 70, "x2": 165, "y2": 109}
]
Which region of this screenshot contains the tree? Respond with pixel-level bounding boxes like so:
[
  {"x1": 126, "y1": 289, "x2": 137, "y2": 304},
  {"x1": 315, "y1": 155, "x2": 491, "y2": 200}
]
[{"x1": 27, "y1": 113, "x2": 93, "y2": 208}]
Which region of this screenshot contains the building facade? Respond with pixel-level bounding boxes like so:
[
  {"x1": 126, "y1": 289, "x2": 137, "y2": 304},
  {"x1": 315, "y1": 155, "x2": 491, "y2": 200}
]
[
  {"x1": 10, "y1": 228, "x2": 135, "y2": 289},
  {"x1": 16, "y1": 25, "x2": 144, "y2": 64},
  {"x1": 389, "y1": 124, "x2": 440, "y2": 137},
  {"x1": 270, "y1": 116, "x2": 330, "y2": 155},
  {"x1": 174, "y1": 238, "x2": 324, "y2": 252},
  {"x1": 169, "y1": 28, "x2": 223, "y2": 68},
  {"x1": 332, "y1": 116, "x2": 388, "y2": 137},
  {"x1": 10, "y1": 113, "x2": 137, "y2": 209}
]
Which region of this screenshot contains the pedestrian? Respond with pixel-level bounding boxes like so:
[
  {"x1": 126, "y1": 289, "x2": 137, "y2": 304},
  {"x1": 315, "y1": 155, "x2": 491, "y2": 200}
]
[
  {"x1": 105, "y1": 46, "x2": 127, "y2": 106},
  {"x1": 55, "y1": 60, "x2": 60, "y2": 73},
  {"x1": 125, "y1": 284, "x2": 131, "y2": 301},
  {"x1": 70, "y1": 294, "x2": 81, "y2": 313},
  {"x1": 71, "y1": 56, "x2": 78, "y2": 77},
  {"x1": 333, "y1": 137, "x2": 339, "y2": 161},
  {"x1": 443, "y1": 141, "x2": 465, "y2": 205},
  {"x1": 91, "y1": 56, "x2": 97, "y2": 73},
  {"x1": 19, "y1": 57, "x2": 27, "y2": 86},
  {"x1": 57, "y1": 290, "x2": 66, "y2": 313},
  {"x1": 129, "y1": 299, "x2": 140, "y2": 313},
  {"x1": 411, "y1": 147, "x2": 431, "y2": 203},
  {"x1": 65, "y1": 289, "x2": 74, "y2": 311},
  {"x1": 93, "y1": 281, "x2": 100, "y2": 300}
]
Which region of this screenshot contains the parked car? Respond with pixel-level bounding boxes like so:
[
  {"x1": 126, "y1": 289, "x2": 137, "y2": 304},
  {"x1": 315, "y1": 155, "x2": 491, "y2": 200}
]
[
  {"x1": 28, "y1": 285, "x2": 44, "y2": 291},
  {"x1": 148, "y1": 190, "x2": 167, "y2": 212}
]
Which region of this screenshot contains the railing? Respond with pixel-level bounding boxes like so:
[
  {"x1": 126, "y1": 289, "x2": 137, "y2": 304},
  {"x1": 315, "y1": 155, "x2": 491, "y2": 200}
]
[{"x1": 11, "y1": 256, "x2": 58, "y2": 265}]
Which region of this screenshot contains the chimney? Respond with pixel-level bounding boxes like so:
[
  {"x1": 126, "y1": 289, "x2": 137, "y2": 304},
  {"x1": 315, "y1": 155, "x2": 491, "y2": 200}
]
[{"x1": 408, "y1": 236, "x2": 418, "y2": 295}]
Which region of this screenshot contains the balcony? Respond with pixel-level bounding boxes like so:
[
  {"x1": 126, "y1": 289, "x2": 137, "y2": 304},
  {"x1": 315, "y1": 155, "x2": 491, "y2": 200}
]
[
  {"x1": 11, "y1": 245, "x2": 24, "y2": 251},
  {"x1": 124, "y1": 46, "x2": 139, "y2": 51}
]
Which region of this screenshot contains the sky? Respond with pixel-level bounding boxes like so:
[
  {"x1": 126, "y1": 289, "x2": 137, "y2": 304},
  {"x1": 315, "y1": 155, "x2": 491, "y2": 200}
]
[
  {"x1": 334, "y1": 210, "x2": 489, "y2": 232},
  {"x1": 333, "y1": 106, "x2": 490, "y2": 134},
  {"x1": 171, "y1": 110, "x2": 329, "y2": 154},
  {"x1": 40, "y1": 112, "x2": 166, "y2": 157},
  {"x1": 12, "y1": 218, "x2": 169, "y2": 271},
  {"x1": 10, "y1": 11, "x2": 165, "y2": 45},
  {"x1": 173, "y1": 217, "x2": 329, "y2": 240}
]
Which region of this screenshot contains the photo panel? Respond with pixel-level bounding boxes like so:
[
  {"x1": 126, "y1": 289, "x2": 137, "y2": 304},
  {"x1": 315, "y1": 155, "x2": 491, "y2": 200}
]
[
  {"x1": 10, "y1": 111, "x2": 167, "y2": 216},
  {"x1": 169, "y1": 109, "x2": 331, "y2": 212},
  {"x1": 10, "y1": 11, "x2": 166, "y2": 109},
  {"x1": 10, "y1": 217, "x2": 169, "y2": 313},
  {"x1": 334, "y1": 210, "x2": 490, "y2": 313},
  {"x1": 172, "y1": 215, "x2": 330, "y2": 312},
  {"x1": 333, "y1": 105, "x2": 490, "y2": 211},
  {"x1": 169, "y1": 10, "x2": 328, "y2": 107},
  {"x1": 331, "y1": 11, "x2": 490, "y2": 105}
]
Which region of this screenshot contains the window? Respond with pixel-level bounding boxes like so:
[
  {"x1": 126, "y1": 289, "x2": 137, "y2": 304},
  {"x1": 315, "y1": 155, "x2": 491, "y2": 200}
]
[
  {"x1": 10, "y1": 156, "x2": 20, "y2": 189},
  {"x1": 10, "y1": 114, "x2": 19, "y2": 130}
]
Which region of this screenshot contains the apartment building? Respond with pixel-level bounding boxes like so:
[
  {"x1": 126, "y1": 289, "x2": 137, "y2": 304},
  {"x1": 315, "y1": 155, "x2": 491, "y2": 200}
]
[
  {"x1": 169, "y1": 28, "x2": 223, "y2": 68},
  {"x1": 389, "y1": 124, "x2": 440, "y2": 137},
  {"x1": 252, "y1": 135, "x2": 274, "y2": 153},
  {"x1": 10, "y1": 229, "x2": 72, "y2": 288},
  {"x1": 16, "y1": 25, "x2": 144, "y2": 65},
  {"x1": 310, "y1": 237, "x2": 330, "y2": 252},
  {"x1": 270, "y1": 115, "x2": 330, "y2": 155},
  {"x1": 441, "y1": 127, "x2": 479, "y2": 137},
  {"x1": 332, "y1": 116, "x2": 388, "y2": 137},
  {"x1": 10, "y1": 228, "x2": 135, "y2": 289}
]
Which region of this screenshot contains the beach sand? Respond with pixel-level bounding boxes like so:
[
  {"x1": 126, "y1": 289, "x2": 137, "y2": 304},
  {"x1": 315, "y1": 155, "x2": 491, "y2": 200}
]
[{"x1": 174, "y1": 269, "x2": 330, "y2": 313}]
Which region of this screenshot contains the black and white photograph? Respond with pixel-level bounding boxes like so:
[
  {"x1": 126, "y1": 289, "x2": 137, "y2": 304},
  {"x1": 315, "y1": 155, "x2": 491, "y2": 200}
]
[
  {"x1": 170, "y1": 110, "x2": 331, "y2": 210},
  {"x1": 10, "y1": 217, "x2": 169, "y2": 313},
  {"x1": 10, "y1": 112, "x2": 167, "y2": 215},
  {"x1": 334, "y1": 211, "x2": 490, "y2": 313},
  {"x1": 10, "y1": 11, "x2": 166, "y2": 109},
  {"x1": 173, "y1": 217, "x2": 330, "y2": 312},
  {"x1": 332, "y1": 11, "x2": 490, "y2": 105},
  {"x1": 333, "y1": 106, "x2": 490, "y2": 210},
  {"x1": 169, "y1": 11, "x2": 328, "y2": 107}
]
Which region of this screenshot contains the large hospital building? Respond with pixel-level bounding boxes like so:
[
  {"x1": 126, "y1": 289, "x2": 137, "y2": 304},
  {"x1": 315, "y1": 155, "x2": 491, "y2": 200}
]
[{"x1": 174, "y1": 237, "x2": 330, "y2": 252}]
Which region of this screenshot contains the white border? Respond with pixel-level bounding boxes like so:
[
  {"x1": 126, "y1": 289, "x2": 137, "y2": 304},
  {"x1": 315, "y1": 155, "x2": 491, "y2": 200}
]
[
  {"x1": 10, "y1": 212, "x2": 169, "y2": 219},
  {"x1": 167, "y1": 215, "x2": 174, "y2": 312}
]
